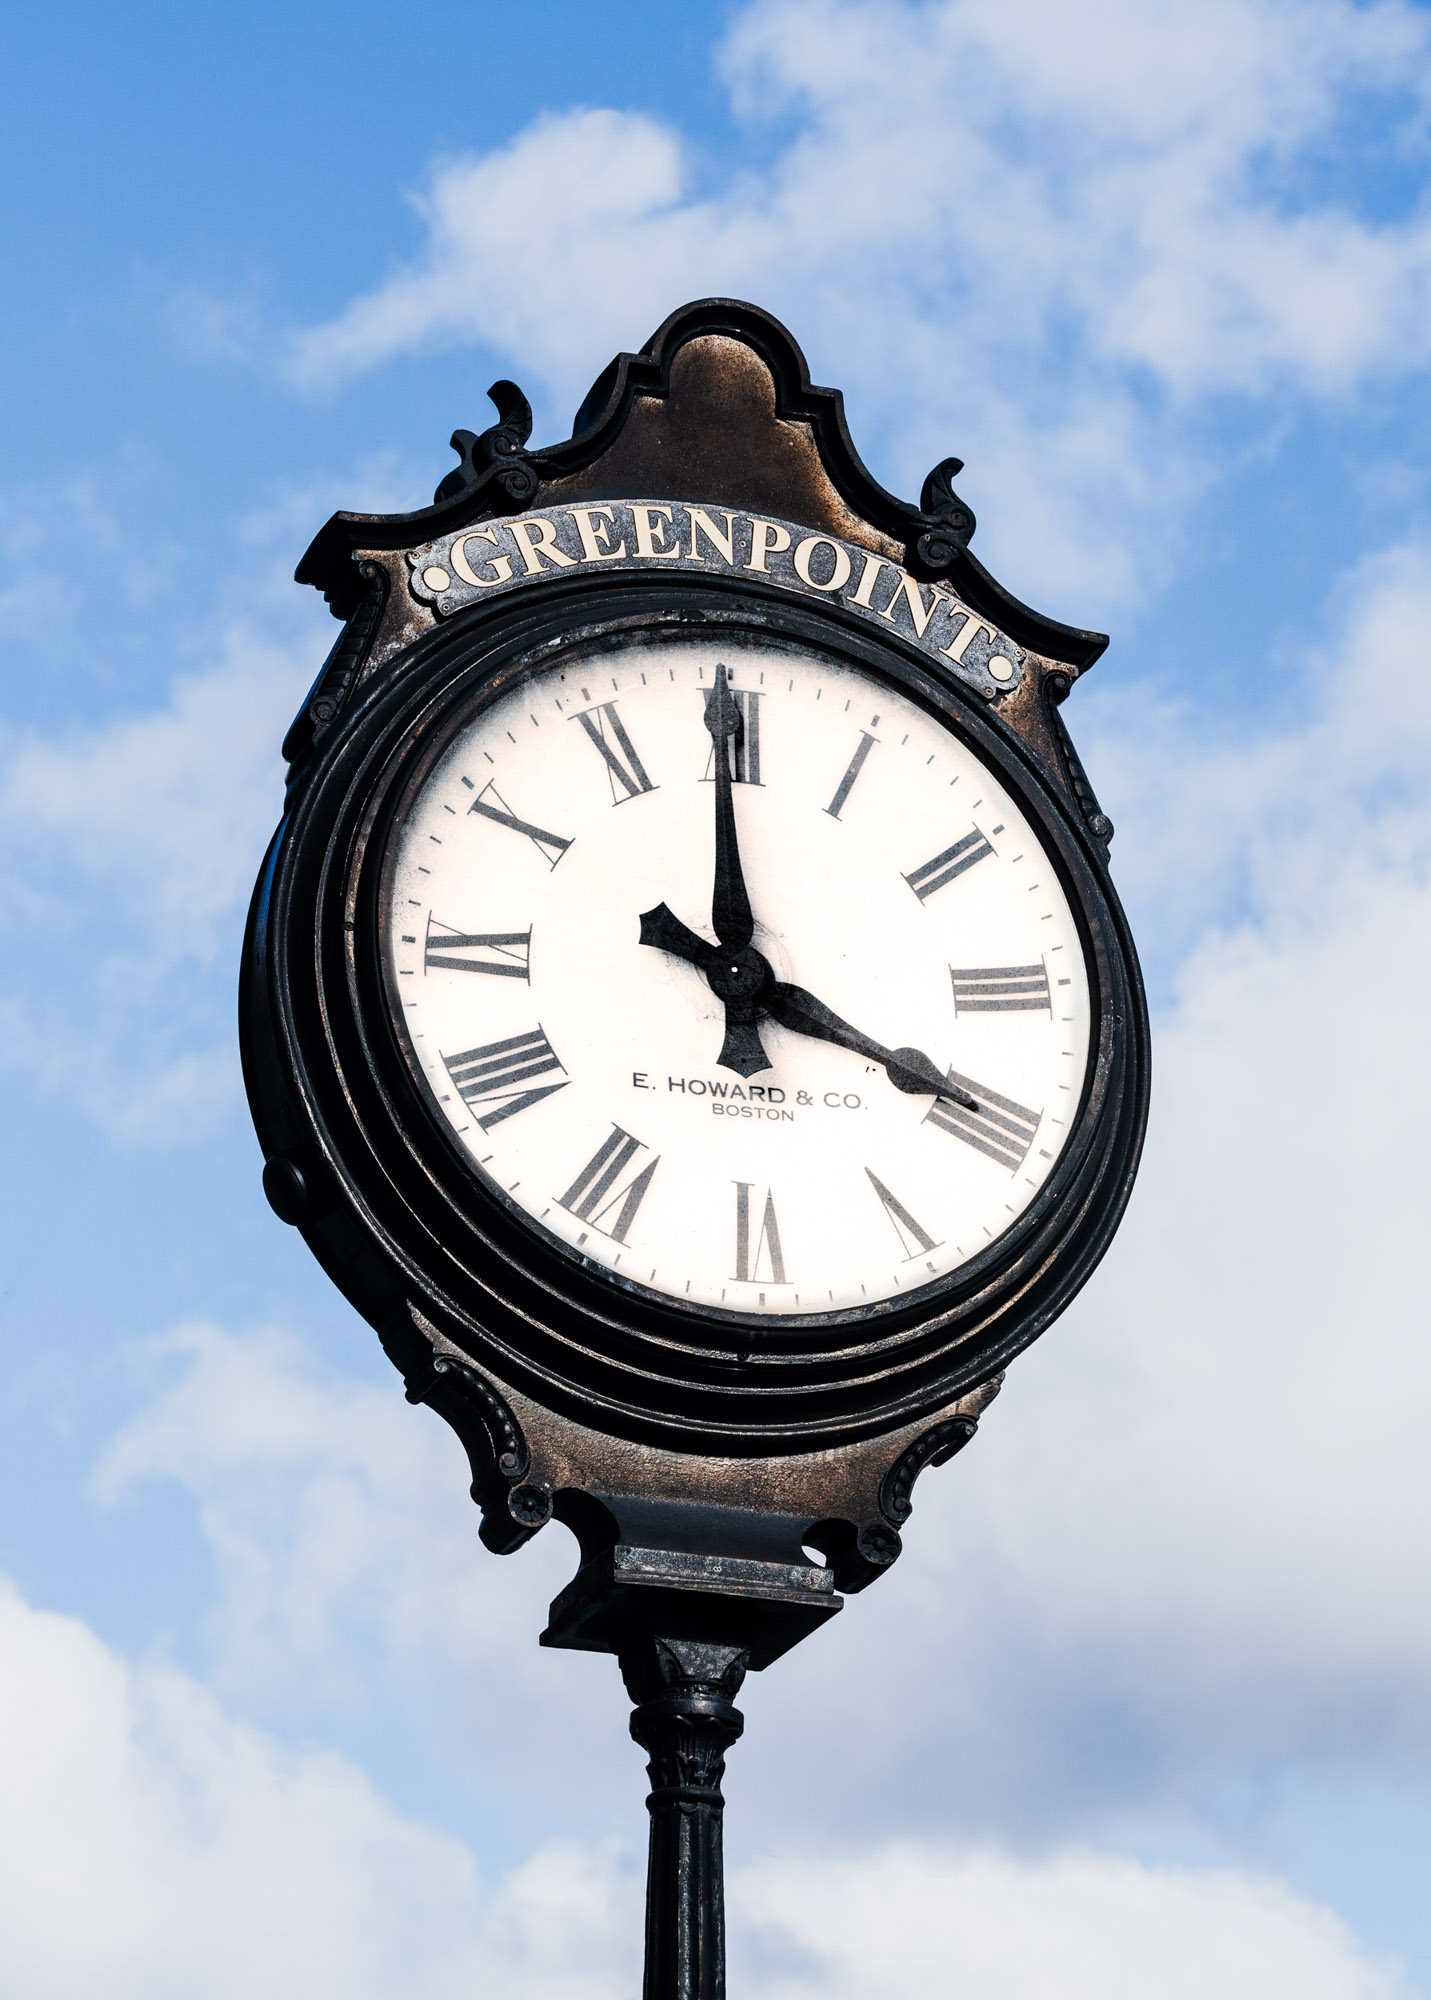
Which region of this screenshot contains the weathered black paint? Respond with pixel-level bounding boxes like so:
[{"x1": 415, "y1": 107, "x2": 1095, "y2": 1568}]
[{"x1": 240, "y1": 301, "x2": 1150, "y2": 2000}]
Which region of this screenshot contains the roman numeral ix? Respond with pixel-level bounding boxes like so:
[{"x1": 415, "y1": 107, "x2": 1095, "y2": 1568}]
[
  {"x1": 925, "y1": 1069, "x2": 1041, "y2": 1172},
  {"x1": 468, "y1": 781, "x2": 572, "y2": 869},
  {"x1": 574, "y1": 701, "x2": 656, "y2": 804},
  {"x1": 558, "y1": 1125, "x2": 659, "y2": 1244},
  {"x1": 949, "y1": 962, "x2": 1051, "y2": 1015},
  {"x1": 904, "y1": 826, "x2": 994, "y2": 901},
  {"x1": 424, "y1": 918, "x2": 531, "y2": 980},
  {"x1": 442, "y1": 1027, "x2": 568, "y2": 1131},
  {"x1": 732, "y1": 1181, "x2": 787, "y2": 1285}
]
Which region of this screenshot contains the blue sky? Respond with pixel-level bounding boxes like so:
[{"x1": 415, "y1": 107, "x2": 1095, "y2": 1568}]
[{"x1": 3, "y1": 1, "x2": 1431, "y2": 1993}]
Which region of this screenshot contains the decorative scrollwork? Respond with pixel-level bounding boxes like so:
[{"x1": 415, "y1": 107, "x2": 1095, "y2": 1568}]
[
  {"x1": 434, "y1": 380, "x2": 537, "y2": 508},
  {"x1": 1046, "y1": 672, "x2": 1114, "y2": 857},
  {"x1": 281, "y1": 559, "x2": 388, "y2": 789},
  {"x1": 405, "y1": 1349, "x2": 544, "y2": 1553},
  {"x1": 910, "y1": 455, "x2": 977, "y2": 575},
  {"x1": 880, "y1": 1415, "x2": 980, "y2": 1527}
]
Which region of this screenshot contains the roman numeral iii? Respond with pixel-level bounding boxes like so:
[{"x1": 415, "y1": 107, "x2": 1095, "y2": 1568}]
[
  {"x1": 558, "y1": 1126, "x2": 660, "y2": 1244},
  {"x1": 925, "y1": 1069, "x2": 1041, "y2": 1171},
  {"x1": 574, "y1": 701, "x2": 656, "y2": 803},
  {"x1": 424, "y1": 918, "x2": 531, "y2": 979},
  {"x1": 949, "y1": 962, "x2": 1050, "y2": 1014},
  {"x1": 732, "y1": 1181, "x2": 787, "y2": 1284},
  {"x1": 904, "y1": 826, "x2": 993, "y2": 900},
  {"x1": 442, "y1": 1028, "x2": 568, "y2": 1131}
]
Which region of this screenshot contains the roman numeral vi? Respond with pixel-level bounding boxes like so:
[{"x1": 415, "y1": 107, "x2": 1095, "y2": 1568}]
[{"x1": 732, "y1": 1181, "x2": 787, "y2": 1284}]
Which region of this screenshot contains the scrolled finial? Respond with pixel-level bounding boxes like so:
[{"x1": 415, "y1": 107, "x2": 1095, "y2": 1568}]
[
  {"x1": 912, "y1": 454, "x2": 977, "y2": 575},
  {"x1": 433, "y1": 379, "x2": 536, "y2": 505}
]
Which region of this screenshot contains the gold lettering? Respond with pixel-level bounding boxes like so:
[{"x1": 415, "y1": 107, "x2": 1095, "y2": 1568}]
[
  {"x1": 880, "y1": 573, "x2": 950, "y2": 639},
  {"x1": 449, "y1": 528, "x2": 514, "y2": 588},
  {"x1": 847, "y1": 550, "x2": 889, "y2": 608},
  {"x1": 942, "y1": 607, "x2": 998, "y2": 662},
  {"x1": 509, "y1": 516, "x2": 577, "y2": 574},
  {"x1": 687, "y1": 508, "x2": 738, "y2": 565},
  {"x1": 632, "y1": 505, "x2": 681, "y2": 560},
  {"x1": 792, "y1": 535, "x2": 852, "y2": 593},
  {"x1": 569, "y1": 506, "x2": 627, "y2": 563},
  {"x1": 746, "y1": 519, "x2": 792, "y2": 573}
]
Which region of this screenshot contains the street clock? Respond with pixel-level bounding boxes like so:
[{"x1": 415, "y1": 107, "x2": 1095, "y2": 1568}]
[{"x1": 241, "y1": 299, "x2": 1148, "y2": 2000}]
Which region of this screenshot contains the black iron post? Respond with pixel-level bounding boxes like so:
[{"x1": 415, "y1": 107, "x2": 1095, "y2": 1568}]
[{"x1": 623, "y1": 1637, "x2": 749, "y2": 2000}]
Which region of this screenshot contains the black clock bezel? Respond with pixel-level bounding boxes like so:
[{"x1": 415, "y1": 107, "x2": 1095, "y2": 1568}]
[{"x1": 243, "y1": 567, "x2": 1147, "y2": 1454}]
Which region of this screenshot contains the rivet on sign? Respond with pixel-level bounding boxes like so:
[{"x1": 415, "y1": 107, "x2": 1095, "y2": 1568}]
[{"x1": 422, "y1": 565, "x2": 452, "y2": 591}]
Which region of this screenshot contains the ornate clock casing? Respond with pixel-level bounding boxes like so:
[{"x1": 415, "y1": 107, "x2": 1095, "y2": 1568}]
[{"x1": 241, "y1": 300, "x2": 1148, "y2": 1672}]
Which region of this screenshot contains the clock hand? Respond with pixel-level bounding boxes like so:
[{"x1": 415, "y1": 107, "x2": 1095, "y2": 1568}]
[
  {"x1": 638, "y1": 905, "x2": 970, "y2": 1104},
  {"x1": 638, "y1": 902, "x2": 717, "y2": 968},
  {"x1": 765, "y1": 981, "x2": 980, "y2": 1111},
  {"x1": 704, "y1": 671, "x2": 755, "y2": 952},
  {"x1": 634, "y1": 674, "x2": 771, "y2": 1078},
  {"x1": 638, "y1": 901, "x2": 774, "y2": 1080}
]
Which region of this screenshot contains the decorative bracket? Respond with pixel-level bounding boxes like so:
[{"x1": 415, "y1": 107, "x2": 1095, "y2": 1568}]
[
  {"x1": 1045, "y1": 670, "x2": 1116, "y2": 857},
  {"x1": 909, "y1": 456, "x2": 978, "y2": 578},
  {"x1": 404, "y1": 1349, "x2": 550, "y2": 1555},
  {"x1": 432, "y1": 380, "x2": 540, "y2": 511}
]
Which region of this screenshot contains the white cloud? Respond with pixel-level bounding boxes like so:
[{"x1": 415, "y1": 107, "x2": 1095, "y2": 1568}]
[
  {"x1": 732, "y1": 1844, "x2": 1403, "y2": 2000},
  {"x1": 282, "y1": 0, "x2": 1431, "y2": 607},
  {"x1": 0, "y1": 630, "x2": 305, "y2": 1139},
  {"x1": 0, "y1": 1577, "x2": 636, "y2": 2000},
  {"x1": 292, "y1": 0, "x2": 1431, "y2": 402},
  {"x1": 92, "y1": 1324, "x2": 628, "y2": 1801},
  {"x1": 0, "y1": 1577, "x2": 1397, "y2": 1998},
  {"x1": 92, "y1": 1325, "x2": 554, "y2": 1693}
]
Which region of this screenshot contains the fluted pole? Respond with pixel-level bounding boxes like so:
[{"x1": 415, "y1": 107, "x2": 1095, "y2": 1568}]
[{"x1": 623, "y1": 1636, "x2": 749, "y2": 2000}]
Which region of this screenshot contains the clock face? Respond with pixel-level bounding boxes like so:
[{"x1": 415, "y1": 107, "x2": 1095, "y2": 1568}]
[{"x1": 382, "y1": 633, "x2": 1092, "y2": 1321}]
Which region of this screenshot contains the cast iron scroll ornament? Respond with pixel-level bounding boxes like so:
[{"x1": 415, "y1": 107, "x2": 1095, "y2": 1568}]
[{"x1": 241, "y1": 299, "x2": 1149, "y2": 2000}]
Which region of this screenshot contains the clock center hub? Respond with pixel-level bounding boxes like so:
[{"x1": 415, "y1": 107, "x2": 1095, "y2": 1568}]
[{"x1": 705, "y1": 945, "x2": 771, "y2": 1006}]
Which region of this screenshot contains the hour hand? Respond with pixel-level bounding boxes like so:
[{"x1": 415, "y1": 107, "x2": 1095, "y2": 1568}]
[
  {"x1": 640, "y1": 903, "x2": 774, "y2": 1078},
  {"x1": 639, "y1": 902, "x2": 717, "y2": 969},
  {"x1": 765, "y1": 981, "x2": 979, "y2": 1111}
]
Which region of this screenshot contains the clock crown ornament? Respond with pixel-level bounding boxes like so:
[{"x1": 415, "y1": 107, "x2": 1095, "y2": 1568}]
[{"x1": 241, "y1": 299, "x2": 1148, "y2": 2000}]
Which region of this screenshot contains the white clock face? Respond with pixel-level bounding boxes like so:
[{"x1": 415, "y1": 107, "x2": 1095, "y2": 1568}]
[{"x1": 384, "y1": 634, "x2": 1092, "y2": 1319}]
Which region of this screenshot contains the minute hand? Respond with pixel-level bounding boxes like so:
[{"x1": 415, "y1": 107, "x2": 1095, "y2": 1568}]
[
  {"x1": 705, "y1": 672, "x2": 754, "y2": 951},
  {"x1": 765, "y1": 982, "x2": 980, "y2": 1111}
]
